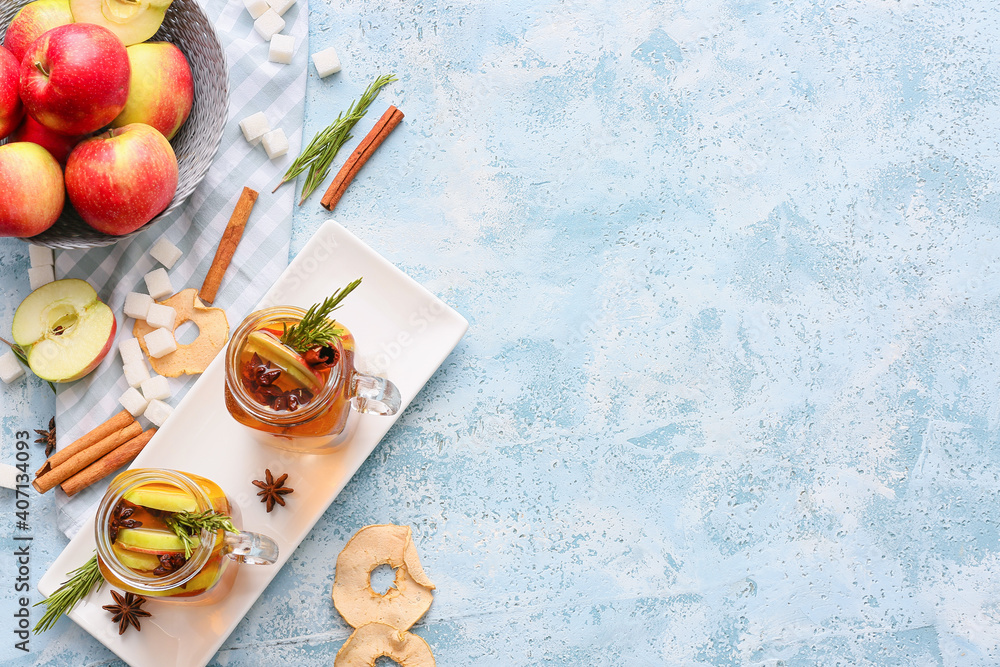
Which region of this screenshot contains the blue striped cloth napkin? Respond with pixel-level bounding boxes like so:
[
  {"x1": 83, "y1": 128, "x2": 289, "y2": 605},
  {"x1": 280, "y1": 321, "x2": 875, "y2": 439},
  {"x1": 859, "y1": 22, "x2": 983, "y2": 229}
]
[{"x1": 51, "y1": 0, "x2": 309, "y2": 538}]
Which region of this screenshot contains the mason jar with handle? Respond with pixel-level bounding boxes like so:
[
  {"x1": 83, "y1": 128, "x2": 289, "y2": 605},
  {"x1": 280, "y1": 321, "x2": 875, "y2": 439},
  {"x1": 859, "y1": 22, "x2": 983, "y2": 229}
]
[
  {"x1": 223, "y1": 306, "x2": 401, "y2": 453},
  {"x1": 94, "y1": 469, "x2": 279, "y2": 605}
]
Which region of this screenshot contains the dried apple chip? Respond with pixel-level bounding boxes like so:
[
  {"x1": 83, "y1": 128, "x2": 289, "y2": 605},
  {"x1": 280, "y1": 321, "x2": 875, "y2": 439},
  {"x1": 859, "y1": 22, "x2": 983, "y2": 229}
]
[
  {"x1": 334, "y1": 622, "x2": 435, "y2": 667},
  {"x1": 133, "y1": 288, "x2": 228, "y2": 377},
  {"x1": 332, "y1": 525, "x2": 435, "y2": 631}
]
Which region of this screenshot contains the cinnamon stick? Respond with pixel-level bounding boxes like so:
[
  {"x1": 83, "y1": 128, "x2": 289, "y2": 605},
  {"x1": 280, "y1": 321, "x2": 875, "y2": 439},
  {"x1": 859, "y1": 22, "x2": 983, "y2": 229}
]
[
  {"x1": 60, "y1": 428, "x2": 157, "y2": 497},
  {"x1": 35, "y1": 410, "x2": 134, "y2": 477},
  {"x1": 199, "y1": 186, "x2": 259, "y2": 304},
  {"x1": 33, "y1": 421, "x2": 143, "y2": 494},
  {"x1": 320, "y1": 105, "x2": 404, "y2": 212}
]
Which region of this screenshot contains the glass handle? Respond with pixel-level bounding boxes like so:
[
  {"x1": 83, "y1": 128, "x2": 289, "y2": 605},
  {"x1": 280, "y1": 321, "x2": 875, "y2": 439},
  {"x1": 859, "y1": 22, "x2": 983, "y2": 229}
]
[
  {"x1": 223, "y1": 531, "x2": 279, "y2": 565},
  {"x1": 351, "y1": 373, "x2": 401, "y2": 416}
]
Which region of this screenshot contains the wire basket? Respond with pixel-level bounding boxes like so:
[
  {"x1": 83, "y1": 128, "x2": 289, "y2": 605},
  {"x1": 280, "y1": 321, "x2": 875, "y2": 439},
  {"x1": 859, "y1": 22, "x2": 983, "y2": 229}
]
[{"x1": 0, "y1": 0, "x2": 229, "y2": 249}]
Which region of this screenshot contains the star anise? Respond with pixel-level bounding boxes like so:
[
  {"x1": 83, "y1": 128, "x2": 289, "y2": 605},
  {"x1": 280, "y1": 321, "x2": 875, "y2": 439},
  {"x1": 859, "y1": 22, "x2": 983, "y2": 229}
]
[
  {"x1": 252, "y1": 469, "x2": 294, "y2": 512},
  {"x1": 108, "y1": 501, "x2": 142, "y2": 542},
  {"x1": 152, "y1": 553, "x2": 186, "y2": 576},
  {"x1": 255, "y1": 366, "x2": 282, "y2": 386},
  {"x1": 34, "y1": 417, "x2": 56, "y2": 457},
  {"x1": 102, "y1": 590, "x2": 152, "y2": 635},
  {"x1": 241, "y1": 353, "x2": 314, "y2": 412}
]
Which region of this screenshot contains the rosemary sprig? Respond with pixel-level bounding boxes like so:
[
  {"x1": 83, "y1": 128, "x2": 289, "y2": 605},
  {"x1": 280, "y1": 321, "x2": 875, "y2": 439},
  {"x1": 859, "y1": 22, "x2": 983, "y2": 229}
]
[
  {"x1": 273, "y1": 74, "x2": 397, "y2": 204},
  {"x1": 0, "y1": 335, "x2": 55, "y2": 392},
  {"x1": 33, "y1": 554, "x2": 104, "y2": 633},
  {"x1": 280, "y1": 278, "x2": 362, "y2": 353},
  {"x1": 165, "y1": 510, "x2": 238, "y2": 559}
]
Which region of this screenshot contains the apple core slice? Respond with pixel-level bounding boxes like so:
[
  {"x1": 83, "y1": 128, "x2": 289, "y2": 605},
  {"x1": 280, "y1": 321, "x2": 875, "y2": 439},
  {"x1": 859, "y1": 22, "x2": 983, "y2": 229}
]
[
  {"x1": 245, "y1": 330, "x2": 322, "y2": 392},
  {"x1": 11, "y1": 279, "x2": 116, "y2": 383},
  {"x1": 117, "y1": 526, "x2": 195, "y2": 554},
  {"x1": 123, "y1": 482, "x2": 198, "y2": 513},
  {"x1": 69, "y1": 0, "x2": 173, "y2": 45}
]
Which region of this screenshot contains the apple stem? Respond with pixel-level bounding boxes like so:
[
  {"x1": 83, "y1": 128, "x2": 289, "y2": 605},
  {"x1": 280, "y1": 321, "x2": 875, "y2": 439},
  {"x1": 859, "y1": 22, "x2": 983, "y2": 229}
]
[{"x1": 34, "y1": 61, "x2": 50, "y2": 78}]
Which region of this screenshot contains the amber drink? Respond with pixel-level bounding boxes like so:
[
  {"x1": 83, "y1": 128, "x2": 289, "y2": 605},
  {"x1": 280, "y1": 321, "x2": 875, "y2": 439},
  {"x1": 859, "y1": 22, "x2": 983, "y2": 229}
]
[
  {"x1": 224, "y1": 306, "x2": 400, "y2": 454},
  {"x1": 94, "y1": 469, "x2": 278, "y2": 604}
]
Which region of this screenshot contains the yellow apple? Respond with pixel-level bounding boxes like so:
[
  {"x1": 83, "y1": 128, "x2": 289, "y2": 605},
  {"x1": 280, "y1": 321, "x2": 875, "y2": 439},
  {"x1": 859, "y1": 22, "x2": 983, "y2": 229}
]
[
  {"x1": 111, "y1": 42, "x2": 193, "y2": 140},
  {"x1": 0, "y1": 142, "x2": 64, "y2": 237}
]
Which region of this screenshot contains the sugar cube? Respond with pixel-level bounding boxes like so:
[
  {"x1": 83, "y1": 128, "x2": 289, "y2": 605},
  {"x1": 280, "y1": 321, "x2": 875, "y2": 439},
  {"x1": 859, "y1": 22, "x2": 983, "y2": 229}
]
[
  {"x1": 145, "y1": 303, "x2": 177, "y2": 330},
  {"x1": 28, "y1": 264, "x2": 55, "y2": 291},
  {"x1": 144, "y1": 327, "x2": 177, "y2": 358},
  {"x1": 28, "y1": 244, "x2": 53, "y2": 267},
  {"x1": 268, "y1": 33, "x2": 295, "y2": 64},
  {"x1": 144, "y1": 268, "x2": 173, "y2": 300},
  {"x1": 144, "y1": 399, "x2": 173, "y2": 427},
  {"x1": 239, "y1": 111, "x2": 270, "y2": 146},
  {"x1": 150, "y1": 237, "x2": 183, "y2": 269},
  {"x1": 119, "y1": 337, "x2": 145, "y2": 366},
  {"x1": 254, "y1": 9, "x2": 285, "y2": 41},
  {"x1": 0, "y1": 350, "x2": 25, "y2": 384},
  {"x1": 312, "y1": 46, "x2": 341, "y2": 78},
  {"x1": 123, "y1": 291, "x2": 154, "y2": 320},
  {"x1": 0, "y1": 463, "x2": 18, "y2": 490},
  {"x1": 268, "y1": 0, "x2": 296, "y2": 17},
  {"x1": 123, "y1": 360, "x2": 151, "y2": 388},
  {"x1": 243, "y1": 0, "x2": 269, "y2": 19},
  {"x1": 119, "y1": 387, "x2": 149, "y2": 417},
  {"x1": 141, "y1": 375, "x2": 171, "y2": 402},
  {"x1": 262, "y1": 128, "x2": 289, "y2": 159}
]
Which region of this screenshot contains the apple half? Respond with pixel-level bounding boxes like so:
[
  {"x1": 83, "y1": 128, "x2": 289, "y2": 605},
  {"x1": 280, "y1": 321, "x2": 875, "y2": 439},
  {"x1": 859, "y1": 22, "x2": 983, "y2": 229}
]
[
  {"x1": 11, "y1": 279, "x2": 116, "y2": 383},
  {"x1": 69, "y1": 0, "x2": 173, "y2": 46}
]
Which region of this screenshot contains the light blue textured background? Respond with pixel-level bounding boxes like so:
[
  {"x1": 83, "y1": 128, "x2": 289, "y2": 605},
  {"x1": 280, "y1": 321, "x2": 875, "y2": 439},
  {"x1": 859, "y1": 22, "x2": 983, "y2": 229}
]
[{"x1": 3, "y1": 0, "x2": 1000, "y2": 664}]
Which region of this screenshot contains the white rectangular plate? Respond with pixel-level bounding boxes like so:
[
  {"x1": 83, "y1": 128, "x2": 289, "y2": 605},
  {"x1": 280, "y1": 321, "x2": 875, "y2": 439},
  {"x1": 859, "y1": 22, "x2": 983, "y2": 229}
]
[{"x1": 37, "y1": 220, "x2": 468, "y2": 667}]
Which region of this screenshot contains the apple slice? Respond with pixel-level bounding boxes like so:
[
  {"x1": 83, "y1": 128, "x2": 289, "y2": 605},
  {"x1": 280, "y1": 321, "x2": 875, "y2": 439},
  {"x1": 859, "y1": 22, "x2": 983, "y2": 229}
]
[
  {"x1": 123, "y1": 482, "x2": 198, "y2": 513},
  {"x1": 145, "y1": 562, "x2": 220, "y2": 597},
  {"x1": 117, "y1": 526, "x2": 196, "y2": 554},
  {"x1": 245, "y1": 330, "x2": 322, "y2": 391},
  {"x1": 69, "y1": 0, "x2": 173, "y2": 46},
  {"x1": 112, "y1": 541, "x2": 162, "y2": 571},
  {"x1": 11, "y1": 279, "x2": 116, "y2": 383}
]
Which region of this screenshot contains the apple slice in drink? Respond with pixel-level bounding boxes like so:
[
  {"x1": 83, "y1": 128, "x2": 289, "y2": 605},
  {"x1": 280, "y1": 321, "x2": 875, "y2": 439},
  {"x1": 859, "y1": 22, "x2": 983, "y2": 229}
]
[
  {"x1": 112, "y1": 541, "x2": 162, "y2": 571},
  {"x1": 123, "y1": 482, "x2": 198, "y2": 513},
  {"x1": 147, "y1": 563, "x2": 220, "y2": 598},
  {"x1": 245, "y1": 330, "x2": 322, "y2": 391},
  {"x1": 117, "y1": 526, "x2": 196, "y2": 554},
  {"x1": 11, "y1": 279, "x2": 116, "y2": 383},
  {"x1": 69, "y1": 0, "x2": 173, "y2": 46}
]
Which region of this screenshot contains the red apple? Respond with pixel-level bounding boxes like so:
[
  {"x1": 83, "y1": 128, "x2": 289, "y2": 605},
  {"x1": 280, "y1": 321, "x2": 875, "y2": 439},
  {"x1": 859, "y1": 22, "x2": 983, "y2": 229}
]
[
  {"x1": 2, "y1": 0, "x2": 73, "y2": 64},
  {"x1": 19, "y1": 23, "x2": 130, "y2": 136},
  {"x1": 0, "y1": 46, "x2": 23, "y2": 140},
  {"x1": 111, "y1": 42, "x2": 193, "y2": 140},
  {"x1": 0, "y1": 142, "x2": 64, "y2": 237},
  {"x1": 11, "y1": 278, "x2": 117, "y2": 383},
  {"x1": 9, "y1": 114, "x2": 84, "y2": 164},
  {"x1": 65, "y1": 123, "x2": 178, "y2": 235}
]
